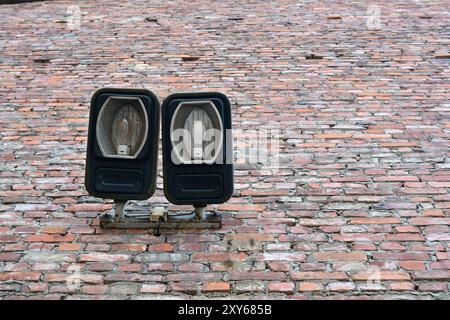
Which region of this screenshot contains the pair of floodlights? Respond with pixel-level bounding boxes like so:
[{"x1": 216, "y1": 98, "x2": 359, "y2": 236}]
[{"x1": 85, "y1": 88, "x2": 233, "y2": 229}]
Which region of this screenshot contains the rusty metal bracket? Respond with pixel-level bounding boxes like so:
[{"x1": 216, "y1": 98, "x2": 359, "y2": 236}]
[{"x1": 100, "y1": 206, "x2": 221, "y2": 229}]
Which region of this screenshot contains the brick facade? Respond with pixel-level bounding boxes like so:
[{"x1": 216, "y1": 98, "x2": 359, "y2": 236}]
[{"x1": 0, "y1": 0, "x2": 449, "y2": 299}]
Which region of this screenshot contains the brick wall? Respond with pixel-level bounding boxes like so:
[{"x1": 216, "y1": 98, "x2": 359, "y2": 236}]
[{"x1": 0, "y1": 0, "x2": 449, "y2": 299}]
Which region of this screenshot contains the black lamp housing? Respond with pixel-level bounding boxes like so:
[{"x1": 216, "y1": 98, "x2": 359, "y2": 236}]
[
  {"x1": 162, "y1": 92, "x2": 234, "y2": 207},
  {"x1": 85, "y1": 88, "x2": 160, "y2": 201}
]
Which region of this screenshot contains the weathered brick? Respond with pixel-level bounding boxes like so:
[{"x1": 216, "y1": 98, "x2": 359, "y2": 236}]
[
  {"x1": 350, "y1": 218, "x2": 401, "y2": 224},
  {"x1": 268, "y1": 282, "x2": 295, "y2": 293},
  {"x1": 352, "y1": 271, "x2": 410, "y2": 281},
  {"x1": 23, "y1": 252, "x2": 75, "y2": 263},
  {"x1": 258, "y1": 253, "x2": 306, "y2": 262},
  {"x1": 81, "y1": 285, "x2": 108, "y2": 295},
  {"x1": 110, "y1": 244, "x2": 147, "y2": 252},
  {"x1": 25, "y1": 235, "x2": 75, "y2": 243},
  {"x1": 418, "y1": 282, "x2": 448, "y2": 292},
  {"x1": 192, "y1": 252, "x2": 247, "y2": 262},
  {"x1": 292, "y1": 272, "x2": 348, "y2": 280},
  {"x1": 27, "y1": 283, "x2": 48, "y2": 293},
  {"x1": 385, "y1": 234, "x2": 425, "y2": 241},
  {"x1": 326, "y1": 282, "x2": 356, "y2": 292},
  {"x1": 136, "y1": 253, "x2": 189, "y2": 263},
  {"x1": 0, "y1": 253, "x2": 21, "y2": 262},
  {"x1": 413, "y1": 271, "x2": 450, "y2": 280},
  {"x1": 58, "y1": 243, "x2": 83, "y2": 251},
  {"x1": 312, "y1": 252, "x2": 367, "y2": 262},
  {"x1": 234, "y1": 281, "x2": 266, "y2": 293},
  {"x1": 118, "y1": 264, "x2": 144, "y2": 272},
  {"x1": 64, "y1": 204, "x2": 112, "y2": 212},
  {"x1": 0, "y1": 272, "x2": 41, "y2": 281},
  {"x1": 109, "y1": 283, "x2": 140, "y2": 295},
  {"x1": 167, "y1": 273, "x2": 223, "y2": 282},
  {"x1": 398, "y1": 261, "x2": 426, "y2": 271},
  {"x1": 298, "y1": 282, "x2": 323, "y2": 292},
  {"x1": 202, "y1": 282, "x2": 231, "y2": 293},
  {"x1": 0, "y1": 283, "x2": 21, "y2": 292},
  {"x1": 80, "y1": 253, "x2": 131, "y2": 262},
  {"x1": 389, "y1": 282, "x2": 415, "y2": 292},
  {"x1": 104, "y1": 273, "x2": 161, "y2": 283},
  {"x1": 147, "y1": 244, "x2": 173, "y2": 252},
  {"x1": 140, "y1": 284, "x2": 167, "y2": 294},
  {"x1": 410, "y1": 218, "x2": 450, "y2": 226},
  {"x1": 373, "y1": 252, "x2": 429, "y2": 261},
  {"x1": 1, "y1": 0, "x2": 449, "y2": 301},
  {"x1": 170, "y1": 282, "x2": 199, "y2": 294},
  {"x1": 229, "y1": 272, "x2": 286, "y2": 281}
]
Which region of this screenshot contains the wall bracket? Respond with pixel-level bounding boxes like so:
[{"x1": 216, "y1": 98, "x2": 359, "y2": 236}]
[{"x1": 100, "y1": 202, "x2": 221, "y2": 229}]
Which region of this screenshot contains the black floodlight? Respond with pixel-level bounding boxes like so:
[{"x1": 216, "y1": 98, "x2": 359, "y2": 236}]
[
  {"x1": 162, "y1": 92, "x2": 233, "y2": 216},
  {"x1": 85, "y1": 88, "x2": 160, "y2": 202}
]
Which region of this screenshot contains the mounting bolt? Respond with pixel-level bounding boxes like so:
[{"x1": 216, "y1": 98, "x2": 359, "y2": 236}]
[
  {"x1": 150, "y1": 206, "x2": 168, "y2": 222},
  {"x1": 114, "y1": 200, "x2": 127, "y2": 223},
  {"x1": 194, "y1": 205, "x2": 206, "y2": 220}
]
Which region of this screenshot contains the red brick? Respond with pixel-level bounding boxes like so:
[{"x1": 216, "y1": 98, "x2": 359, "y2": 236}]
[
  {"x1": 218, "y1": 204, "x2": 266, "y2": 212},
  {"x1": 352, "y1": 271, "x2": 410, "y2": 281},
  {"x1": 380, "y1": 142, "x2": 418, "y2": 147},
  {"x1": 413, "y1": 271, "x2": 450, "y2": 280},
  {"x1": 82, "y1": 285, "x2": 108, "y2": 295},
  {"x1": 58, "y1": 243, "x2": 82, "y2": 251},
  {"x1": 80, "y1": 253, "x2": 131, "y2": 262},
  {"x1": 312, "y1": 252, "x2": 367, "y2": 262},
  {"x1": 27, "y1": 283, "x2": 48, "y2": 292},
  {"x1": 0, "y1": 253, "x2": 21, "y2": 262},
  {"x1": 88, "y1": 263, "x2": 115, "y2": 272},
  {"x1": 373, "y1": 176, "x2": 418, "y2": 182},
  {"x1": 314, "y1": 133, "x2": 352, "y2": 139},
  {"x1": 418, "y1": 283, "x2": 448, "y2": 292},
  {"x1": 292, "y1": 272, "x2": 348, "y2": 280},
  {"x1": 373, "y1": 252, "x2": 429, "y2": 261},
  {"x1": 64, "y1": 204, "x2": 112, "y2": 212},
  {"x1": 140, "y1": 284, "x2": 167, "y2": 293},
  {"x1": 267, "y1": 262, "x2": 291, "y2": 272},
  {"x1": 385, "y1": 234, "x2": 425, "y2": 241},
  {"x1": 229, "y1": 272, "x2": 286, "y2": 281},
  {"x1": 259, "y1": 252, "x2": 306, "y2": 261},
  {"x1": 268, "y1": 282, "x2": 295, "y2": 293},
  {"x1": 202, "y1": 282, "x2": 231, "y2": 293},
  {"x1": 398, "y1": 261, "x2": 426, "y2": 271},
  {"x1": 25, "y1": 235, "x2": 75, "y2": 243},
  {"x1": 423, "y1": 209, "x2": 444, "y2": 217},
  {"x1": 41, "y1": 227, "x2": 68, "y2": 235},
  {"x1": 170, "y1": 282, "x2": 198, "y2": 294},
  {"x1": 147, "y1": 243, "x2": 173, "y2": 252},
  {"x1": 350, "y1": 218, "x2": 401, "y2": 224},
  {"x1": 395, "y1": 226, "x2": 420, "y2": 233},
  {"x1": 352, "y1": 243, "x2": 377, "y2": 251},
  {"x1": 379, "y1": 243, "x2": 406, "y2": 251},
  {"x1": 147, "y1": 263, "x2": 173, "y2": 272},
  {"x1": 227, "y1": 234, "x2": 275, "y2": 242},
  {"x1": 410, "y1": 218, "x2": 450, "y2": 226},
  {"x1": 326, "y1": 282, "x2": 356, "y2": 292},
  {"x1": 389, "y1": 282, "x2": 415, "y2": 291},
  {"x1": 118, "y1": 264, "x2": 144, "y2": 272},
  {"x1": 436, "y1": 252, "x2": 450, "y2": 260},
  {"x1": 0, "y1": 272, "x2": 41, "y2": 281},
  {"x1": 298, "y1": 282, "x2": 323, "y2": 292},
  {"x1": 110, "y1": 244, "x2": 147, "y2": 252},
  {"x1": 192, "y1": 252, "x2": 247, "y2": 262},
  {"x1": 178, "y1": 263, "x2": 205, "y2": 272}
]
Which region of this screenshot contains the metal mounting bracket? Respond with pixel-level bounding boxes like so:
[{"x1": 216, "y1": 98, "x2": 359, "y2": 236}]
[{"x1": 100, "y1": 202, "x2": 221, "y2": 230}]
